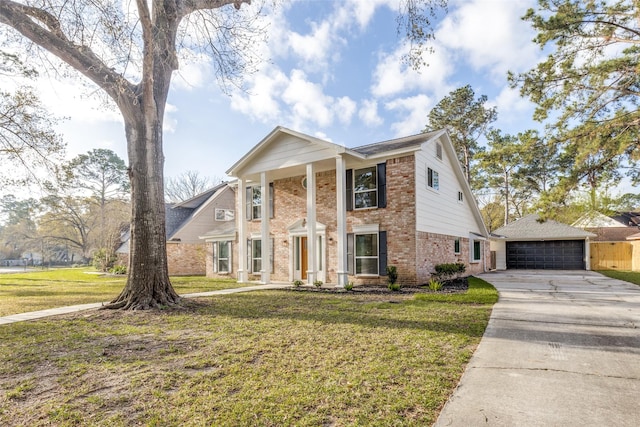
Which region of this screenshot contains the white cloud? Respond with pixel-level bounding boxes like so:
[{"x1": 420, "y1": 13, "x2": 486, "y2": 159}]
[
  {"x1": 384, "y1": 94, "x2": 433, "y2": 136},
  {"x1": 436, "y1": 0, "x2": 540, "y2": 78},
  {"x1": 370, "y1": 41, "x2": 454, "y2": 99},
  {"x1": 163, "y1": 103, "x2": 178, "y2": 133},
  {"x1": 229, "y1": 65, "x2": 289, "y2": 123},
  {"x1": 359, "y1": 99, "x2": 384, "y2": 127}
]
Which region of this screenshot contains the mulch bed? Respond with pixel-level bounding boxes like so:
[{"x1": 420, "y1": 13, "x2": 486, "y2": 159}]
[{"x1": 286, "y1": 276, "x2": 469, "y2": 295}]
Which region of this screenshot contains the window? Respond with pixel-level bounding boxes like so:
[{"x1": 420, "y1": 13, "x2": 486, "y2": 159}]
[
  {"x1": 346, "y1": 163, "x2": 386, "y2": 211},
  {"x1": 213, "y1": 241, "x2": 232, "y2": 273},
  {"x1": 427, "y1": 167, "x2": 439, "y2": 190},
  {"x1": 458, "y1": 191, "x2": 463, "y2": 202},
  {"x1": 246, "y1": 184, "x2": 274, "y2": 220},
  {"x1": 251, "y1": 187, "x2": 262, "y2": 219},
  {"x1": 252, "y1": 239, "x2": 262, "y2": 272},
  {"x1": 355, "y1": 233, "x2": 379, "y2": 275},
  {"x1": 472, "y1": 240, "x2": 481, "y2": 262},
  {"x1": 436, "y1": 143, "x2": 443, "y2": 160},
  {"x1": 215, "y1": 208, "x2": 235, "y2": 221},
  {"x1": 454, "y1": 238, "x2": 461, "y2": 254},
  {"x1": 354, "y1": 167, "x2": 377, "y2": 209},
  {"x1": 248, "y1": 238, "x2": 274, "y2": 273}
]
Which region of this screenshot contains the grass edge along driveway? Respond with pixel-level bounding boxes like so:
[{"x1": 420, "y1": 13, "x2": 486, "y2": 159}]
[{"x1": 0, "y1": 277, "x2": 497, "y2": 426}]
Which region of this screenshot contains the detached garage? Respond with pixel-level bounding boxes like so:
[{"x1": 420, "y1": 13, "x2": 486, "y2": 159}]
[{"x1": 491, "y1": 214, "x2": 596, "y2": 270}]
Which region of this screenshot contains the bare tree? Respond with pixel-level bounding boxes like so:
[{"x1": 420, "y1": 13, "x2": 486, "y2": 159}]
[{"x1": 165, "y1": 170, "x2": 221, "y2": 202}]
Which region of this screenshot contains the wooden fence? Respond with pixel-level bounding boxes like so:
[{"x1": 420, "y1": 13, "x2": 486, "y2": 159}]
[{"x1": 590, "y1": 242, "x2": 633, "y2": 270}]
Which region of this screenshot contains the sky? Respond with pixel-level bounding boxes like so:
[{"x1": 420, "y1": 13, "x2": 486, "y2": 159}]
[{"x1": 10, "y1": 0, "x2": 545, "y2": 191}]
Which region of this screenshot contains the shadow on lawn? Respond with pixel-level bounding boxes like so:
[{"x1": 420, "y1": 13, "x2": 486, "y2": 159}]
[{"x1": 183, "y1": 291, "x2": 491, "y2": 338}]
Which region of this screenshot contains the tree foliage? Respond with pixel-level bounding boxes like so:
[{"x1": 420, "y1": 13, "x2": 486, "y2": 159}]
[
  {"x1": 424, "y1": 85, "x2": 497, "y2": 187},
  {"x1": 511, "y1": 0, "x2": 640, "y2": 192}
]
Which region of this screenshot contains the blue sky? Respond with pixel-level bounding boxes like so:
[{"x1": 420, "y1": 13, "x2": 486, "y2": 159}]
[{"x1": 30, "y1": 0, "x2": 543, "y2": 186}]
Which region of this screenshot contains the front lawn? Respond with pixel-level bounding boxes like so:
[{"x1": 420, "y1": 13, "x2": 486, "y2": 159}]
[
  {"x1": 0, "y1": 268, "x2": 246, "y2": 317},
  {"x1": 0, "y1": 277, "x2": 497, "y2": 426},
  {"x1": 596, "y1": 270, "x2": 640, "y2": 287}
]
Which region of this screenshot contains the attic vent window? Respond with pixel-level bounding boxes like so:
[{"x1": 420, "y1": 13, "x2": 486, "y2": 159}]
[
  {"x1": 436, "y1": 143, "x2": 443, "y2": 160},
  {"x1": 215, "y1": 208, "x2": 235, "y2": 221}
]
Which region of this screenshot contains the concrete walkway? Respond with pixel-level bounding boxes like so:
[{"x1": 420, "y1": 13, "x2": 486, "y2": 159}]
[
  {"x1": 434, "y1": 270, "x2": 640, "y2": 427},
  {"x1": 0, "y1": 283, "x2": 290, "y2": 325}
]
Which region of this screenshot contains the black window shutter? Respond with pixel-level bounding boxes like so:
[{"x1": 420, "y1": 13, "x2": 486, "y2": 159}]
[
  {"x1": 245, "y1": 187, "x2": 252, "y2": 220},
  {"x1": 269, "y1": 183, "x2": 274, "y2": 218},
  {"x1": 346, "y1": 169, "x2": 353, "y2": 211},
  {"x1": 377, "y1": 162, "x2": 387, "y2": 208},
  {"x1": 347, "y1": 233, "x2": 354, "y2": 275},
  {"x1": 379, "y1": 231, "x2": 388, "y2": 276}
]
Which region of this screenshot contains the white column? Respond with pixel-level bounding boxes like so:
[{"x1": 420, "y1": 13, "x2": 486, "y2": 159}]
[
  {"x1": 306, "y1": 163, "x2": 317, "y2": 284},
  {"x1": 335, "y1": 156, "x2": 348, "y2": 287},
  {"x1": 585, "y1": 238, "x2": 591, "y2": 270},
  {"x1": 260, "y1": 172, "x2": 270, "y2": 284},
  {"x1": 237, "y1": 177, "x2": 247, "y2": 283}
]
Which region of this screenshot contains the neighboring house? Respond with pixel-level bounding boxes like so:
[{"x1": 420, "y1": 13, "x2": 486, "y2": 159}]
[
  {"x1": 117, "y1": 182, "x2": 236, "y2": 275},
  {"x1": 491, "y1": 214, "x2": 595, "y2": 270},
  {"x1": 573, "y1": 211, "x2": 640, "y2": 271},
  {"x1": 202, "y1": 126, "x2": 489, "y2": 286}
]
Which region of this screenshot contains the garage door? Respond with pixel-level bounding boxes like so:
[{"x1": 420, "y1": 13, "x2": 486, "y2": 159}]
[{"x1": 506, "y1": 240, "x2": 585, "y2": 270}]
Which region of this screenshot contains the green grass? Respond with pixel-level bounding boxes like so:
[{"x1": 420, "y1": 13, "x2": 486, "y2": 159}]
[
  {"x1": 0, "y1": 268, "x2": 248, "y2": 316},
  {"x1": 0, "y1": 277, "x2": 498, "y2": 426},
  {"x1": 596, "y1": 270, "x2": 640, "y2": 286}
]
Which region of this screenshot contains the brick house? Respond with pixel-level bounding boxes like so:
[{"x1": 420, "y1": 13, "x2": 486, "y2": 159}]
[
  {"x1": 117, "y1": 182, "x2": 235, "y2": 275},
  {"x1": 203, "y1": 127, "x2": 488, "y2": 286}
]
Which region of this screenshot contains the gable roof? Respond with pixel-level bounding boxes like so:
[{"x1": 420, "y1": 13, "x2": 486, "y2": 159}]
[
  {"x1": 166, "y1": 181, "x2": 232, "y2": 240},
  {"x1": 492, "y1": 214, "x2": 595, "y2": 240},
  {"x1": 572, "y1": 211, "x2": 626, "y2": 228},
  {"x1": 350, "y1": 130, "x2": 444, "y2": 157}
]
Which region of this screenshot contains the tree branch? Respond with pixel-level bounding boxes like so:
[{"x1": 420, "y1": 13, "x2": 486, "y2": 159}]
[
  {"x1": 177, "y1": 0, "x2": 250, "y2": 19},
  {"x1": 0, "y1": 0, "x2": 136, "y2": 108}
]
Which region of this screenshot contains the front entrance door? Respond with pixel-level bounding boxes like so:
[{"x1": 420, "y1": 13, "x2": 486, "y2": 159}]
[{"x1": 300, "y1": 236, "x2": 308, "y2": 280}]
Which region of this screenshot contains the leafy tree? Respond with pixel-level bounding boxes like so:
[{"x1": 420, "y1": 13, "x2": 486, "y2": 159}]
[
  {"x1": 511, "y1": 0, "x2": 640, "y2": 193},
  {"x1": 0, "y1": 0, "x2": 447, "y2": 309},
  {"x1": 479, "y1": 197, "x2": 507, "y2": 233},
  {"x1": 477, "y1": 130, "x2": 521, "y2": 226},
  {"x1": 424, "y1": 85, "x2": 497, "y2": 186},
  {"x1": 165, "y1": 170, "x2": 221, "y2": 203}
]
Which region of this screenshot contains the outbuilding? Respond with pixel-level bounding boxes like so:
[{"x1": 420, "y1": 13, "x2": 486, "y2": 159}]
[{"x1": 490, "y1": 214, "x2": 596, "y2": 270}]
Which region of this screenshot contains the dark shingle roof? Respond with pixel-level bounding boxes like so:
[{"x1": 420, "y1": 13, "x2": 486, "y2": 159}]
[{"x1": 351, "y1": 130, "x2": 441, "y2": 156}]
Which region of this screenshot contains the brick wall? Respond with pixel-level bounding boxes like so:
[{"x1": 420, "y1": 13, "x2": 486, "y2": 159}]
[
  {"x1": 166, "y1": 243, "x2": 206, "y2": 276},
  {"x1": 415, "y1": 233, "x2": 487, "y2": 284}
]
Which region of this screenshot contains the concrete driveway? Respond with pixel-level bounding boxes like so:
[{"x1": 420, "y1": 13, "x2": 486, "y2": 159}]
[{"x1": 434, "y1": 270, "x2": 640, "y2": 427}]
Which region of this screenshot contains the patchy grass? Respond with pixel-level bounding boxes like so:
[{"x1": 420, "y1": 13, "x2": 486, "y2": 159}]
[
  {"x1": 596, "y1": 270, "x2": 640, "y2": 287},
  {"x1": 0, "y1": 278, "x2": 497, "y2": 426},
  {"x1": 0, "y1": 268, "x2": 246, "y2": 316}
]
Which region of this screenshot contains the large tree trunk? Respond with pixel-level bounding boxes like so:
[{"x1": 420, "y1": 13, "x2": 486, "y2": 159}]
[{"x1": 105, "y1": 111, "x2": 179, "y2": 309}]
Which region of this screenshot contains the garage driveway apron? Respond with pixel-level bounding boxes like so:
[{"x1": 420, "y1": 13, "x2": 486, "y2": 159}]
[{"x1": 434, "y1": 270, "x2": 640, "y2": 427}]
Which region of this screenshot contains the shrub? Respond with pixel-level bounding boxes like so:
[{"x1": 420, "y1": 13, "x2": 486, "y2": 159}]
[
  {"x1": 388, "y1": 282, "x2": 402, "y2": 292},
  {"x1": 344, "y1": 281, "x2": 354, "y2": 291},
  {"x1": 386, "y1": 265, "x2": 398, "y2": 285},
  {"x1": 292, "y1": 279, "x2": 303, "y2": 287},
  {"x1": 110, "y1": 265, "x2": 127, "y2": 275},
  {"x1": 428, "y1": 278, "x2": 443, "y2": 291},
  {"x1": 433, "y1": 262, "x2": 466, "y2": 281},
  {"x1": 92, "y1": 248, "x2": 117, "y2": 272},
  {"x1": 313, "y1": 280, "x2": 323, "y2": 288}
]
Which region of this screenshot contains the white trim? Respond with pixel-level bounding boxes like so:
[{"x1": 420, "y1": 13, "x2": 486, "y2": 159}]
[{"x1": 353, "y1": 224, "x2": 379, "y2": 234}]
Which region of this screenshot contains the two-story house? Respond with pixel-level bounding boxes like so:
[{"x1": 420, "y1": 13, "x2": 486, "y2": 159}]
[{"x1": 203, "y1": 127, "x2": 489, "y2": 286}]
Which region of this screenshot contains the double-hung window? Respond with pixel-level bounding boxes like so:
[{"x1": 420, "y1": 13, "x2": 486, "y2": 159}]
[
  {"x1": 248, "y1": 238, "x2": 274, "y2": 273},
  {"x1": 355, "y1": 233, "x2": 379, "y2": 275},
  {"x1": 212, "y1": 241, "x2": 232, "y2": 273},
  {"x1": 246, "y1": 184, "x2": 274, "y2": 220},
  {"x1": 347, "y1": 230, "x2": 387, "y2": 276},
  {"x1": 354, "y1": 167, "x2": 377, "y2": 209}
]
